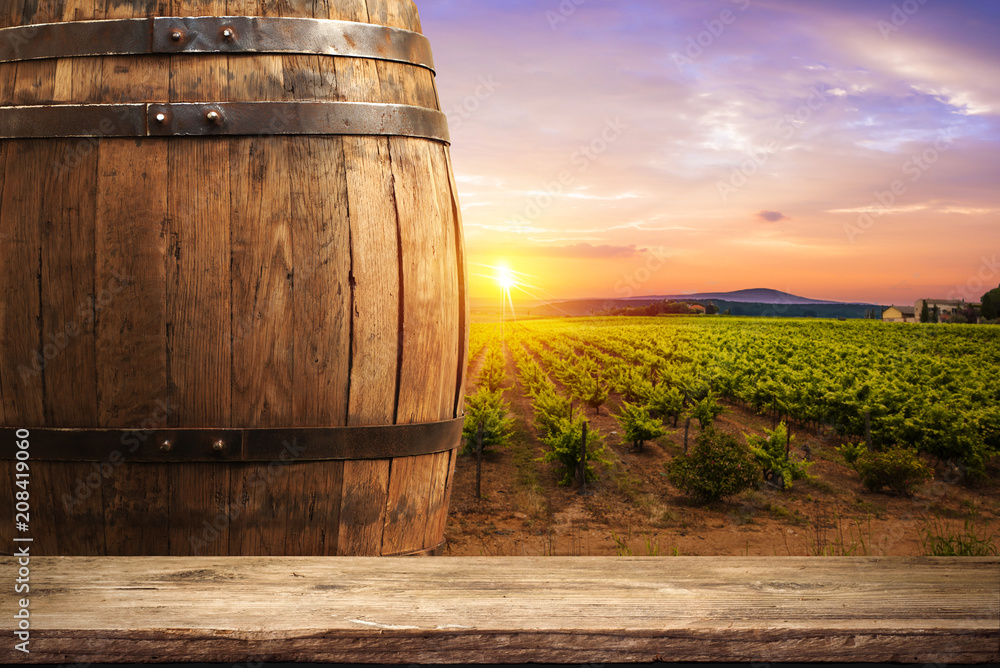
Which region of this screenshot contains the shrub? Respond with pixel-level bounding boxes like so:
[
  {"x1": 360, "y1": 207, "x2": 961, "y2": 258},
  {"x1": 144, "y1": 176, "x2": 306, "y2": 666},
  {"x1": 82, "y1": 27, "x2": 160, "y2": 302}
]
[
  {"x1": 836, "y1": 441, "x2": 868, "y2": 473},
  {"x1": 616, "y1": 401, "x2": 667, "y2": 450},
  {"x1": 461, "y1": 388, "x2": 513, "y2": 455},
  {"x1": 539, "y1": 416, "x2": 607, "y2": 485},
  {"x1": 666, "y1": 428, "x2": 761, "y2": 503},
  {"x1": 746, "y1": 421, "x2": 813, "y2": 490},
  {"x1": 856, "y1": 447, "x2": 932, "y2": 496},
  {"x1": 915, "y1": 403, "x2": 991, "y2": 482}
]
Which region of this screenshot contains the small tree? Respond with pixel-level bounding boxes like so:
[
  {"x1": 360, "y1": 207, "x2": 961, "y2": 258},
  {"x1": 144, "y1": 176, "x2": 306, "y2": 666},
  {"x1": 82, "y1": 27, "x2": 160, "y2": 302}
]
[
  {"x1": 649, "y1": 383, "x2": 685, "y2": 426},
  {"x1": 477, "y1": 349, "x2": 506, "y2": 393},
  {"x1": 616, "y1": 402, "x2": 667, "y2": 451},
  {"x1": 688, "y1": 392, "x2": 725, "y2": 429},
  {"x1": 981, "y1": 284, "x2": 1000, "y2": 320},
  {"x1": 579, "y1": 374, "x2": 609, "y2": 415},
  {"x1": 540, "y1": 417, "x2": 607, "y2": 485},
  {"x1": 745, "y1": 421, "x2": 813, "y2": 490},
  {"x1": 920, "y1": 301, "x2": 930, "y2": 323},
  {"x1": 532, "y1": 389, "x2": 572, "y2": 439},
  {"x1": 666, "y1": 429, "x2": 761, "y2": 503},
  {"x1": 461, "y1": 388, "x2": 513, "y2": 455},
  {"x1": 932, "y1": 305, "x2": 940, "y2": 323}
]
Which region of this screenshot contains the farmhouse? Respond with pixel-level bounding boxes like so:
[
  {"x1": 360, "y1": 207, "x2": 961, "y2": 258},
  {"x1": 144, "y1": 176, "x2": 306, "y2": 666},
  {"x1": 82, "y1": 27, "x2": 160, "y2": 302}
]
[
  {"x1": 882, "y1": 305, "x2": 916, "y2": 323},
  {"x1": 914, "y1": 299, "x2": 963, "y2": 317},
  {"x1": 914, "y1": 298, "x2": 981, "y2": 322}
]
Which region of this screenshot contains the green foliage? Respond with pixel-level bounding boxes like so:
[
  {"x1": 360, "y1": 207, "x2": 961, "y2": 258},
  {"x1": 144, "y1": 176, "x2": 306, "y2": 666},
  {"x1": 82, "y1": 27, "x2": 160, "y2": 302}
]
[
  {"x1": 915, "y1": 403, "x2": 992, "y2": 482},
  {"x1": 477, "y1": 349, "x2": 507, "y2": 393},
  {"x1": 539, "y1": 417, "x2": 607, "y2": 486},
  {"x1": 981, "y1": 284, "x2": 1000, "y2": 321},
  {"x1": 836, "y1": 441, "x2": 868, "y2": 473},
  {"x1": 745, "y1": 421, "x2": 813, "y2": 490},
  {"x1": 920, "y1": 517, "x2": 998, "y2": 556},
  {"x1": 616, "y1": 401, "x2": 667, "y2": 449},
  {"x1": 855, "y1": 447, "x2": 933, "y2": 496},
  {"x1": 461, "y1": 388, "x2": 513, "y2": 455},
  {"x1": 531, "y1": 389, "x2": 573, "y2": 439},
  {"x1": 576, "y1": 373, "x2": 609, "y2": 415},
  {"x1": 649, "y1": 383, "x2": 685, "y2": 426},
  {"x1": 666, "y1": 428, "x2": 761, "y2": 503},
  {"x1": 475, "y1": 315, "x2": 1000, "y2": 495},
  {"x1": 687, "y1": 392, "x2": 724, "y2": 429}
]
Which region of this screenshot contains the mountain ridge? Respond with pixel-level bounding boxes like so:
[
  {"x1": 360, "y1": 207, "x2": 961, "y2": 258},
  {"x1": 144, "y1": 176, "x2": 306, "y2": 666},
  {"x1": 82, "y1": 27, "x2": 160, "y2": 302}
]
[{"x1": 628, "y1": 288, "x2": 861, "y2": 305}]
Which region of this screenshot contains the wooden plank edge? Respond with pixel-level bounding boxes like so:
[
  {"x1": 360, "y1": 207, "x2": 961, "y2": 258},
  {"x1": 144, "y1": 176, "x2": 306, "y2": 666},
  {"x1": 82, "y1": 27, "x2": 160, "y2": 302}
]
[{"x1": 13, "y1": 628, "x2": 999, "y2": 665}]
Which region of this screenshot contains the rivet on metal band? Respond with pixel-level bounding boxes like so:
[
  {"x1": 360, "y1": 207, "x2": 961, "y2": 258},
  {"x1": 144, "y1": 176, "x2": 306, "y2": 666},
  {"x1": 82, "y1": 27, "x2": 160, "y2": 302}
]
[
  {"x1": 0, "y1": 418, "x2": 464, "y2": 463},
  {"x1": 0, "y1": 102, "x2": 451, "y2": 144},
  {"x1": 0, "y1": 16, "x2": 435, "y2": 72}
]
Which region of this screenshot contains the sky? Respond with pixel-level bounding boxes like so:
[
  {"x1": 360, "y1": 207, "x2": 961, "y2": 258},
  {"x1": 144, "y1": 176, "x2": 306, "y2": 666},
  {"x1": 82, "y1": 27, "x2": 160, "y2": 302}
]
[{"x1": 414, "y1": 0, "x2": 1000, "y2": 306}]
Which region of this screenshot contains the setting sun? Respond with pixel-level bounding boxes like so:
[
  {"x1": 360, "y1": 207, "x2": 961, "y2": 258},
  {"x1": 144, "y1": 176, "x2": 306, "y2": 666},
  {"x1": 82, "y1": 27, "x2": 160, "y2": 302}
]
[{"x1": 497, "y1": 265, "x2": 517, "y2": 291}]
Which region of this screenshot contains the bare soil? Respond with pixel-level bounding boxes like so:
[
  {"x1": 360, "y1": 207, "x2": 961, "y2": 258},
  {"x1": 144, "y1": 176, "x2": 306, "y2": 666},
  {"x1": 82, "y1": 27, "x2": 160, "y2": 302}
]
[{"x1": 444, "y1": 340, "x2": 1000, "y2": 557}]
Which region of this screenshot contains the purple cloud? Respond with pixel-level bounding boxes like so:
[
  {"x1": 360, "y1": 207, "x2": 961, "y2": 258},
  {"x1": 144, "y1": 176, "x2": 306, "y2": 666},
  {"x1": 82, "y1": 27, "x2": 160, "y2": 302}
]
[{"x1": 756, "y1": 210, "x2": 790, "y2": 223}]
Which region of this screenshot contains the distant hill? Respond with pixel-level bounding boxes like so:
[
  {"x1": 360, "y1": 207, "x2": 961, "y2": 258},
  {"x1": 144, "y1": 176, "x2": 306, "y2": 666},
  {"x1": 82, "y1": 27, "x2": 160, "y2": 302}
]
[
  {"x1": 526, "y1": 289, "x2": 884, "y2": 319},
  {"x1": 638, "y1": 288, "x2": 851, "y2": 305}
]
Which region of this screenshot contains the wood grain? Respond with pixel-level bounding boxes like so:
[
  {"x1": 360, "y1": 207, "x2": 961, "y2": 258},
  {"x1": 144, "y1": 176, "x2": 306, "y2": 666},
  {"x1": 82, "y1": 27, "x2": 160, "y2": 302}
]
[
  {"x1": 1, "y1": 557, "x2": 996, "y2": 664},
  {"x1": 228, "y1": 0, "x2": 294, "y2": 429},
  {"x1": 0, "y1": 140, "x2": 46, "y2": 426},
  {"x1": 94, "y1": 1, "x2": 170, "y2": 428},
  {"x1": 391, "y1": 138, "x2": 449, "y2": 425},
  {"x1": 343, "y1": 138, "x2": 399, "y2": 426},
  {"x1": 167, "y1": 0, "x2": 232, "y2": 428},
  {"x1": 380, "y1": 455, "x2": 434, "y2": 555},
  {"x1": 422, "y1": 448, "x2": 452, "y2": 550},
  {"x1": 337, "y1": 459, "x2": 389, "y2": 555},
  {"x1": 288, "y1": 137, "x2": 351, "y2": 427},
  {"x1": 282, "y1": 461, "x2": 343, "y2": 556}
]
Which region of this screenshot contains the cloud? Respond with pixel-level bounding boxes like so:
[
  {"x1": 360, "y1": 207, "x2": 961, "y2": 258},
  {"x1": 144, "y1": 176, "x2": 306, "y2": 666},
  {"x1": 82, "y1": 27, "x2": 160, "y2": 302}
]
[
  {"x1": 506, "y1": 243, "x2": 647, "y2": 259},
  {"x1": 756, "y1": 210, "x2": 790, "y2": 222}
]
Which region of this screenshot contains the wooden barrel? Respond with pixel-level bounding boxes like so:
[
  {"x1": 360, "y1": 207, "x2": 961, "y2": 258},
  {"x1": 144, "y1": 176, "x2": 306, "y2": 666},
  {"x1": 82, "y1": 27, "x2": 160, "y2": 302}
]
[{"x1": 0, "y1": 0, "x2": 468, "y2": 556}]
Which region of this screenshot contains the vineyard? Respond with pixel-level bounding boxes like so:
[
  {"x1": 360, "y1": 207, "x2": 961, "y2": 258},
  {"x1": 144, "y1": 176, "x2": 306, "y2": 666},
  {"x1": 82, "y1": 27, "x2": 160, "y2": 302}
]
[{"x1": 448, "y1": 317, "x2": 1000, "y2": 557}]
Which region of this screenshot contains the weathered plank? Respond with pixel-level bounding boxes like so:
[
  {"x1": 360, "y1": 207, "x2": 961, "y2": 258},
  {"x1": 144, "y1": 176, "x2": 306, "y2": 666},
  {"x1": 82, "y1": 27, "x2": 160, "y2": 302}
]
[
  {"x1": 343, "y1": 136, "x2": 399, "y2": 427},
  {"x1": 0, "y1": 140, "x2": 46, "y2": 426},
  {"x1": 227, "y1": 0, "x2": 294, "y2": 429},
  {"x1": 166, "y1": 0, "x2": 232, "y2": 429},
  {"x1": 281, "y1": 461, "x2": 344, "y2": 556},
  {"x1": 380, "y1": 454, "x2": 434, "y2": 555},
  {"x1": 337, "y1": 459, "x2": 389, "y2": 555},
  {"x1": 390, "y1": 137, "x2": 451, "y2": 425},
  {"x1": 94, "y1": 0, "x2": 170, "y2": 429},
  {"x1": 2, "y1": 557, "x2": 996, "y2": 664},
  {"x1": 163, "y1": 0, "x2": 234, "y2": 557}
]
